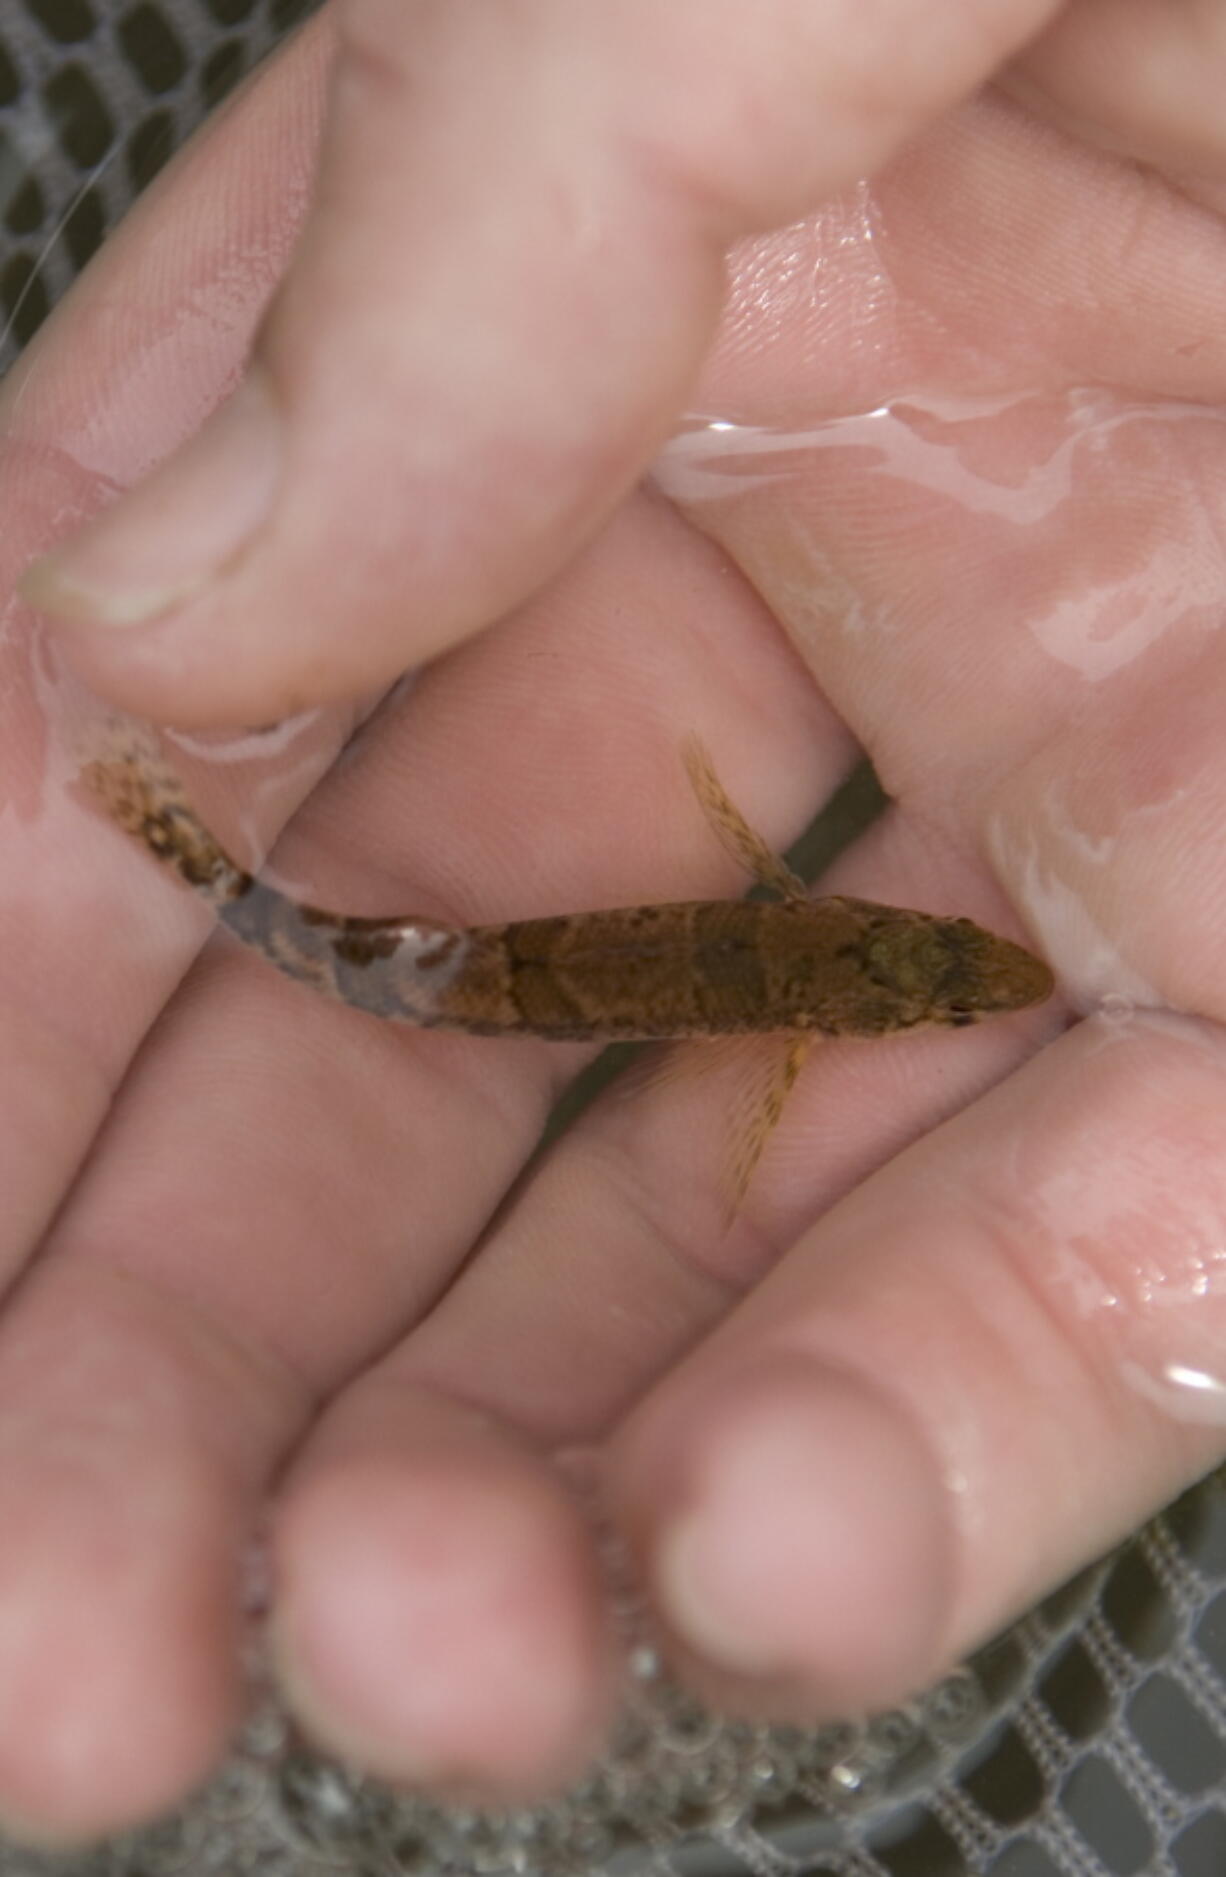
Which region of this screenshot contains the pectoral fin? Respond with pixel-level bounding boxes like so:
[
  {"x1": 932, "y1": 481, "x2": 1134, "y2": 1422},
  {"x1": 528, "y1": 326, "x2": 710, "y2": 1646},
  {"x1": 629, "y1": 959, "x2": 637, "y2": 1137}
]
[
  {"x1": 721, "y1": 1032, "x2": 813, "y2": 1219},
  {"x1": 682, "y1": 735, "x2": 808, "y2": 902}
]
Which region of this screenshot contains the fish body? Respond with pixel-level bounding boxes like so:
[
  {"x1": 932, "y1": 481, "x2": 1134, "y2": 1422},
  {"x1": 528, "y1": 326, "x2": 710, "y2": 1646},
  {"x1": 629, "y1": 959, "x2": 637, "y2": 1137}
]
[
  {"x1": 82, "y1": 731, "x2": 1053, "y2": 1207},
  {"x1": 82, "y1": 734, "x2": 1052, "y2": 1042},
  {"x1": 224, "y1": 890, "x2": 1052, "y2": 1040}
]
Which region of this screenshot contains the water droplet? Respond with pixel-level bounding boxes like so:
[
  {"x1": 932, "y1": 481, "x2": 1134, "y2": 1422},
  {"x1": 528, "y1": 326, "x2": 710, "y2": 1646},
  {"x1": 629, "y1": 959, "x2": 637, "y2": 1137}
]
[{"x1": 1120, "y1": 1358, "x2": 1226, "y2": 1424}]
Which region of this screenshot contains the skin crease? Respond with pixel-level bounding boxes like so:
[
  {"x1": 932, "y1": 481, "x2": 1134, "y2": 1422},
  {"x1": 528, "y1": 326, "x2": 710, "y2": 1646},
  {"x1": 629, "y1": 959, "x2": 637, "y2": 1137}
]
[{"x1": 2, "y1": 0, "x2": 1226, "y2": 1843}]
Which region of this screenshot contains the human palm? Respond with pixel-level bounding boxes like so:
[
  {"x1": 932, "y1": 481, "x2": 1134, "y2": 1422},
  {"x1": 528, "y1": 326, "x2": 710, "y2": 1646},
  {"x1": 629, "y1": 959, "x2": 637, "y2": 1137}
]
[{"x1": 1, "y1": 7, "x2": 1224, "y2": 1844}]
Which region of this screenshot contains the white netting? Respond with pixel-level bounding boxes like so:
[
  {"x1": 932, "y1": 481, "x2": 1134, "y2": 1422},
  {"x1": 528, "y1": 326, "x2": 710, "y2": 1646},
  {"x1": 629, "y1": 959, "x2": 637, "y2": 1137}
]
[{"x1": 2, "y1": 8, "x2": 1224, "y2": 1872}]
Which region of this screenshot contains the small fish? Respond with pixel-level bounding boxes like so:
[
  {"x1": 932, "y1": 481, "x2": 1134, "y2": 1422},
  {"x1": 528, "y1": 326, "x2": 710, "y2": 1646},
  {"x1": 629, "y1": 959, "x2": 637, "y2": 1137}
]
[{"x1": 83, "y1": 730, "x2": 1053, "y2": 1200}]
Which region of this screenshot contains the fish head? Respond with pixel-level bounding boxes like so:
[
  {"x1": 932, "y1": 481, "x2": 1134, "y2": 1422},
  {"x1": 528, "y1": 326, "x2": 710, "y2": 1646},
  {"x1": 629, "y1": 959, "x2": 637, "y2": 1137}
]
[{"x1": 858, "y1": 906, "x2": 1054, "y2": 1029}]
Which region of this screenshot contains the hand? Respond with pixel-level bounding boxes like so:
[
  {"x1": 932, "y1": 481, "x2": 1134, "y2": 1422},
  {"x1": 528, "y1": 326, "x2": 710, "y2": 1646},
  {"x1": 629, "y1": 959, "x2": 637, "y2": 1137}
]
[{"x1": 4, "y1": 0, "x2": 1226, "y2": 1844}]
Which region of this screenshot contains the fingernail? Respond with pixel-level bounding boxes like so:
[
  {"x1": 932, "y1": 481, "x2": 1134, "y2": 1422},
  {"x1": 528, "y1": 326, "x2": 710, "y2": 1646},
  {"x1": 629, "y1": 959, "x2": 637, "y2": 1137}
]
[{"x1": 21, "y1": 368, "x2": 282, "y2": 629}]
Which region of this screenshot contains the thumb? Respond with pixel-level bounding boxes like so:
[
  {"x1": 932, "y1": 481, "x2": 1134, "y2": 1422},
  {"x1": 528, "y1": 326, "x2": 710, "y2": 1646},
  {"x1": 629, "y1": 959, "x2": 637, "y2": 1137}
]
[{"x1": 25, "y1": 0, "x2": 1058, "y2": 727}]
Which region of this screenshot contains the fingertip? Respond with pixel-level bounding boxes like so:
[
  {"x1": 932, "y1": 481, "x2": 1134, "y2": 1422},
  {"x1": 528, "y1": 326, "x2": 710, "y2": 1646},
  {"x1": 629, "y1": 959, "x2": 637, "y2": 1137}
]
[
  {"x1": 0, "y1": 1481, "x2": 241, "y2": 1846},
  {"x1": 270, "y1": 1440, "x2": 615, "y2": 1801},
  {"x1": 20, "y1": 369, "x2": 284, "y2": 638},
  {"x1": 611, "y1": 1352, "x2": 955, "y2": 1720}
]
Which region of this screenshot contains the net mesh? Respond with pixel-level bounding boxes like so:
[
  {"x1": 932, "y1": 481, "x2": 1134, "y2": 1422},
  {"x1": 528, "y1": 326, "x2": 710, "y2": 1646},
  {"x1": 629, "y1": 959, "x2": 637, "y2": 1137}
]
[
  {"x1": 0, "y1": 0, "x2": 317, "y2": 369},
  {"x1": 1, "y1": 6, "x2": 1224, "y2": 1873}
]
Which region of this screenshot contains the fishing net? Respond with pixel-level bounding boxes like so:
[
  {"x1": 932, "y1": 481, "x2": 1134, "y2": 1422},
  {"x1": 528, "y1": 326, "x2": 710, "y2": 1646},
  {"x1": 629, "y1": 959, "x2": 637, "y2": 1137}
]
[{"x1": 2, "y1": 5, "x2": 1224, "y2": 1873}]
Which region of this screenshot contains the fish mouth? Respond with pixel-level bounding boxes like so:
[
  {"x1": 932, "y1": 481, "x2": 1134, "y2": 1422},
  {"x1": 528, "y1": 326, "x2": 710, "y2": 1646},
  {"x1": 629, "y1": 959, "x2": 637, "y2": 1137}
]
[
  {"x1": 934, "y1": 921, "x2": 1055, "y2": 1019},
  {"x1": 974, "y1": 936, "x2": 1055, "y2": 1014}
]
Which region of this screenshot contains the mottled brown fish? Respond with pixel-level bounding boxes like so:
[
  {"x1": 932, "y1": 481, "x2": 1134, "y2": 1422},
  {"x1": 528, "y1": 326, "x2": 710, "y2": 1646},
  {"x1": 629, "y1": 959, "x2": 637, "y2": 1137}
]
[{"x1": 83, "y1": 730, "x2": 1053, "y2": 1201}]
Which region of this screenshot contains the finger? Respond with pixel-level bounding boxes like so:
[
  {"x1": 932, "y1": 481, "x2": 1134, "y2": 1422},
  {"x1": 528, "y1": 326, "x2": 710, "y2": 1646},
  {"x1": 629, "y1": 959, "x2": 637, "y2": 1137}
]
[
  {"x1": 0, "y1": 682, "x2": 352, "y2": 1839},
  {"x1": 0, "y1": 1253, "x2": 302, "y2": 1843},
  {"x1": 696, "y1": 86, "x2": 1226, "y2": 431},
  {"x1": 606, "y1": 1004, "x2": 1226, "y2": 1719},
  {"x1": 607, "y1": 105, "x2": 1226, "y2": 1716},
  {"x1": 24, "y1": 0, "x2": 1060, "y2": 726},
  {"x1": 0, "y1": 9, "x2": 353, "y2": 1313},
  {"x1": 1003, "y1": 0, "x2": 1226, "y2": 206},
  {"x1": 271, "y1": 1381, "x2": 613, "y2": 1797}
]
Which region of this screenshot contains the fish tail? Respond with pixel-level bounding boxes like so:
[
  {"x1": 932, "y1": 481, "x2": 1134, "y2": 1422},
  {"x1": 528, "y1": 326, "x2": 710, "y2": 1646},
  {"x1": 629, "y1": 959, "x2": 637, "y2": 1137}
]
[{"x1": 79, "y1": 724, "x2": 253, "y2": 908}]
